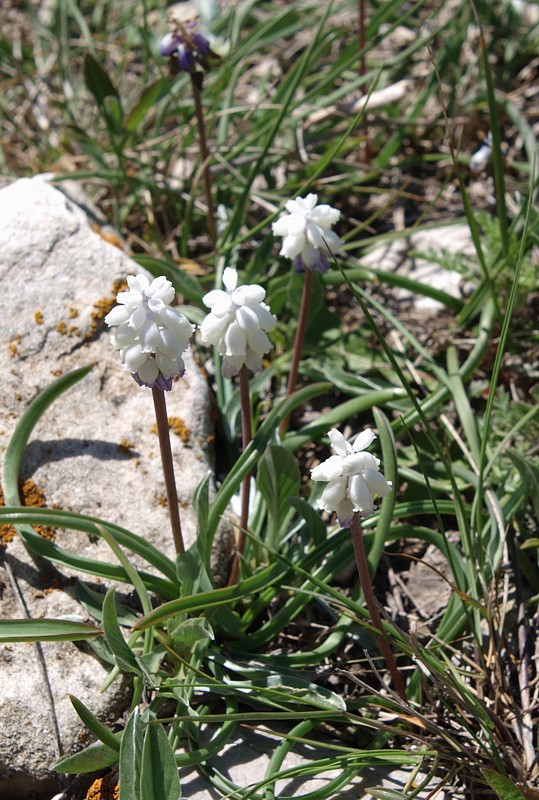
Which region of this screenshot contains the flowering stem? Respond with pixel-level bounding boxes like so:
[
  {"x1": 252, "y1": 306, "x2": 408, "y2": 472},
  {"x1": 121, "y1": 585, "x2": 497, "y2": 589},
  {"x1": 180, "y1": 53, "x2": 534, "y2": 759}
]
[
  {"x1": 152, "y1": 387, "x2": 186, "y2": 557},
  {"x1": 279, "y1": 270, "x2": 314, "y2": 439},
  {"x1": 228, "y1": 365, "x2": 252, "y2": 586},
  {"x1": 350, "y1": 513, "x2": 406, "y2": 701},
  {"x1": 190, "y1": 73, "x2": 217, "y2": 246}
]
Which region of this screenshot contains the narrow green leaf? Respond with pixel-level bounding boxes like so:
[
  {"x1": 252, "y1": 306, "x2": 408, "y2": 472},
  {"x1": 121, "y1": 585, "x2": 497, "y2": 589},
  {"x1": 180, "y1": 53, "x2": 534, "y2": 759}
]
[
  {"x1": 367, "y1": 791, "x2": 407, "y2": 800},
  {"x1": 287, "y1": 497, "x2": 326, "y2": 547},
  {"x1": 125, "y1": 78, "x2": 169, "y2": 132},
  {"x1": 102, "y1": 587, "x2": 140, "y2": 674},
  {"x1": 69, "y1": 695, "x2": 120, "y2": 752},
  {"x1": 481, "y1": 769, "x2": 528, "y2": 800},
  {"x1": 193, "y1": 471, "x2": 212, "y2": 573},
  {"x1": 84, "y1": 52, "x2": 120, "y2": 107},
  {"x1": 258, "y1": 445, "x2": 300, "y2": 549},
  {"x1": 0, "y1": 618, "x2": 102, "y2": 643},
  {"x1": 120, "y1": 708, "x2": 143, "y2": 800},
  {"x1": 2, "y1": 366, "x2": 93, "y2": 511},
  {"x1": 53, "y1": 738, "x2": 120, "y2": 774},
  {"x1": 140, "y1": 723, "x2": 181, "y2": 800}
]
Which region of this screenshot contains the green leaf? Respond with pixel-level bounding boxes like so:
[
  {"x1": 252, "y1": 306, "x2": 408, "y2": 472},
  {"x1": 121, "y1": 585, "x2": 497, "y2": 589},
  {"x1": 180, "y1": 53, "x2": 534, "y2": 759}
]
[
  {"x1": 102, "y1": 587, "x2": 140, "y2": 675},
  {"x1": 69, "y1": 695, "x2": 120, "y2": 752},
  {"x1": 84, "y1": 52, "x2": 120, "y2": 107},
  {"x1": 53, "y1": 738, "x2": 120, "y2": 774},
  {"x1": 140, "y1": 723, "x2": 181, "y2": 800},
  {"x1": 258, "y1": 445, "x2": 300, "y2": 550},
  {"x1": 168, "y1": 617, "x2": 214, "y2": 658},
  {"x1": 287, "y1": 497, "x2": 327, "y2": 547},
  {"x1": 125, "y1": 78, "x2": 169, "y2": 133},
  {"x1": 367, "y1": 791, "x2": 407, "y2": 800},
  {"x1": 193, "y1": 471, "x2": 212, "y2": 575},
  {"x1": 481, "y1": 769, "x2": 528, "y2": 800},
  {"x1": 120, "y1": 708, "x2": 143, "y2": 800},
  {"x1": 0, "y1": 618, "x2": 102, "y2": 643}
]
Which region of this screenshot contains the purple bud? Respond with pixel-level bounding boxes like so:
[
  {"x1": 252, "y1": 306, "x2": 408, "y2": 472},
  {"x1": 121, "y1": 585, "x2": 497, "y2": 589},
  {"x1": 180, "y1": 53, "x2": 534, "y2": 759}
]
[
  {"x1": 177, "y1": 44, "x2": 195, "y2": 72},
  {"x1": 193, "y1": 33, "x2": 211, "y2": 55},
  {"x1": 132, "y1": 372, "x2": 174, "y2": 391},
  {"x1": 160, "y1": 32, "x2": 180, "y2": 56},
  {"x1": 294, "y1": 254, "x2": 330, "y2": 273}
]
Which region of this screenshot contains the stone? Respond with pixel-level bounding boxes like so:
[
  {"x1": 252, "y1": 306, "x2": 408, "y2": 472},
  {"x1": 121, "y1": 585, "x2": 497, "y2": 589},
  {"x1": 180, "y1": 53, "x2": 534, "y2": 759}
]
[
  {"x1": 362, "y1": 224, "x2": 475, "y2": 312},
  {"x1": 0, "y1": 175, "x2": 230, "y2": 798}
]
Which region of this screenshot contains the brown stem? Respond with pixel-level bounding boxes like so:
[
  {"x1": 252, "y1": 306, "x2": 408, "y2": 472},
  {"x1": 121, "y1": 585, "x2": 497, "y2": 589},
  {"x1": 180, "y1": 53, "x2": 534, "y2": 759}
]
[
  {"x1": 228, "y1": 365, "x2": 252, "y2": 585},
  {"x1": 152, "y1": 387, "x2": 185, "y2": 556},
  {"x1": 190, "y1": 73, "x2": 217, "y2": 246},
  {"x1": 350, "y1": 513, "x2": 406, "y2": 700},
  {"x1": 279, "y1": 270, "x2": 313, "y2": 439}
]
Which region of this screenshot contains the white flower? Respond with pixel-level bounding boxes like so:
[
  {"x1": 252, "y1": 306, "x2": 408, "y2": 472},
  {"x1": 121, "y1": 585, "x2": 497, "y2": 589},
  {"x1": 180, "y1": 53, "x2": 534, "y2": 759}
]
[
  {"x1": 200, "y1": 267, "x2": 276, "y2": 379},
  {"x1": 311, "y1": 428, "x2": 392, "y2": 526},
  {"x1": 272, "y1": 193, "x2": 344, "y2": 273},
  {"x1": 105, "y1": 274, "x2": 195, "y2": 390}
]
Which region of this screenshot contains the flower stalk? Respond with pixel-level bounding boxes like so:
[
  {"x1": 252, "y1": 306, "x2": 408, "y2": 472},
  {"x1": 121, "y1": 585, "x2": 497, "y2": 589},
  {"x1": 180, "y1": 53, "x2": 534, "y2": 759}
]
[
  {"x1": 190, "y1": 73, "x2": 216, "y2": 246},
  {"x1": 350, "y1": 513, "x2": 406, "y2": 700},
  {"x1": 152, "y1": 387, "x2": 185, "y2": 556},
  {"x1": 228, "y1": 365, "x2": 252, "y2": 586}
]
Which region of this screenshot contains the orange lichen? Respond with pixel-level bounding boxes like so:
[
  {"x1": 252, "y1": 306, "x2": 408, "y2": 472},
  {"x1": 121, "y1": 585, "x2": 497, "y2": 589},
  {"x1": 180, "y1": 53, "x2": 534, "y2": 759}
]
[
  {"x1": 86, "y1": 278, "x2": 128, "y2": 341},
  {"x1": 69, "y1": 306, "x2": 79, "y2": 319},
  {"x1": 168, "y1": 416, "x2": 191, "y2": 443},
  {"x1": 34, "y1": 310, "x2": 44, "y2": 324},
  {"x1": 117, "y1": 438, "x2": 134, "y2": 455},
  {"x1": 157, "y1": 494, "x2": 167, "y2": 506},
  {"x1": 0, "y1": 479, "x2": 56, "y2": 546},
  {"x1": 85, "y1": 769, "x2": 119, "y2": 800},
  {"x1": 56, "y1": 321, "x2": 68, "y2": 335},
  {"x1": 8, "y1": 335, "x2": 21, "y2": 358}
]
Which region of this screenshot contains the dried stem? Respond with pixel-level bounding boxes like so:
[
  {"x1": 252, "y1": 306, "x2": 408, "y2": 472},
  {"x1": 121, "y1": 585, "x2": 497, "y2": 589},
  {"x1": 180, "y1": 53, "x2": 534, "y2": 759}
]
[
  {"x1": 228, "y1": 365, "x2": 252, "y2": 585},
  {"x1": 350, "y1": 513, "x2": 406, "y2": 701},
  {"x1": 279, "y1": 270, "x2": 313, "y2": 439},
  {"x1": 190, "y1": 73, "x2": 217, "y2": 246},
  {"x1": 152, "y1": 387, "x2": 185, "y2": 556}
]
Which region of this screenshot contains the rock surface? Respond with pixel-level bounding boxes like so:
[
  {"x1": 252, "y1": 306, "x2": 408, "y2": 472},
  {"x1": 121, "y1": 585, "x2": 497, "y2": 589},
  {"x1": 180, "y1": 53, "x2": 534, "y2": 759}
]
[{"x1": 0, "y1": 175, "x2": 229, "y2": 798}]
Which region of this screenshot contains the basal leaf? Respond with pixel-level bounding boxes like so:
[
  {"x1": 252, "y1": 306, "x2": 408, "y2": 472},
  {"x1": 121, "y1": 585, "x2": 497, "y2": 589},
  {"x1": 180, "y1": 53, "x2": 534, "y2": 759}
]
[
  {"x1": 120, "y1": 708, "x2": 143, "y2": 800},
  {"x1": 102, "y1": 587, "x2": 140, "y2": 675},
  {"x1": 53, "y1": 739, "x2": 120, "y2": 774},
  {"x1": 0, "y1": 618, "x2": 102, "y2": 643},
  {"x1": 140, "y1": 723, "x2": 181, "y2": 800}
]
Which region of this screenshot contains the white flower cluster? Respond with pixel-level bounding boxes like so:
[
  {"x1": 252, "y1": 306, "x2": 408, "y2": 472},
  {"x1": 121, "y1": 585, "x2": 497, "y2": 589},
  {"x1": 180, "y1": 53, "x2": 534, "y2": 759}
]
[
  {"x1": 200, "y1": 267, "x2": 276, "y2": 379},
  {"x1": 311, "y1": 429, "x2": 392, "y2": 526},
  {"x1": 105, "y1": 274, "x2": 194, "y2": 390},
  {"x1": 272, "y1": 193, "x2": 343, "y2": 273}
]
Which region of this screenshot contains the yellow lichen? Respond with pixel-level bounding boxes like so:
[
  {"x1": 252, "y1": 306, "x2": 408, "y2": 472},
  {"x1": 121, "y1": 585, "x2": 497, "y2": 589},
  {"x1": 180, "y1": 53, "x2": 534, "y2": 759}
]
[
  {"x1": 34, "y1": 310, "x2": 44, "y2": 324},
  {"x1": 0, "y1": 479, "x2": 56, "y2": 546}
]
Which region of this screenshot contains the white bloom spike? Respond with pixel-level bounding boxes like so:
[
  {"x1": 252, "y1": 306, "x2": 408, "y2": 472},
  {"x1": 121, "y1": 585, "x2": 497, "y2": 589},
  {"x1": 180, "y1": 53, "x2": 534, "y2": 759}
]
[
  {"x1": 311, "y1": 428, "x2": 392, "y2": 526},
  {"x1": 272, "y1": 193, "x2": 344, "y2": 273},
  {"x1": 200, "y1": 268, "x2": 276, "y2": 378},
  {"x1": 105, "y1": 274, "x2": 195, "y2": 390}
]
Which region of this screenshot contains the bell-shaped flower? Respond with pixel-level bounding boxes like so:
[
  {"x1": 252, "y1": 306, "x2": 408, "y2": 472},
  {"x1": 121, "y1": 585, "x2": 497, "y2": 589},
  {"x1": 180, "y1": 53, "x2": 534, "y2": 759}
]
[
  {"x1": 159, "y1": 11, "x2": 226, "y2": 77},
  {"x1": 311, "y1": 428, "x2": 392, "y2": 526},
  {"x1": 200, "y1": 267, "x2": 276, "y2": 378},
  {"x1": 105, "y1": 274, "x2": 195, "y2": 390},
  {"x1": 272, "y1": 193, "x2": 344, "y2": 273}
]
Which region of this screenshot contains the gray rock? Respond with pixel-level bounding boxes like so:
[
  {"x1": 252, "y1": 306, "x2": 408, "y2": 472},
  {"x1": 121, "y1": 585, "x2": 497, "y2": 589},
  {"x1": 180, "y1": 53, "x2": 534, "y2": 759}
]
[
  {"x1": 362, "y1": 224, "x2": 475, "y2": 311},
  {"x1": 0, "y1": 175, "x2": 230, "y2": 798}
]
